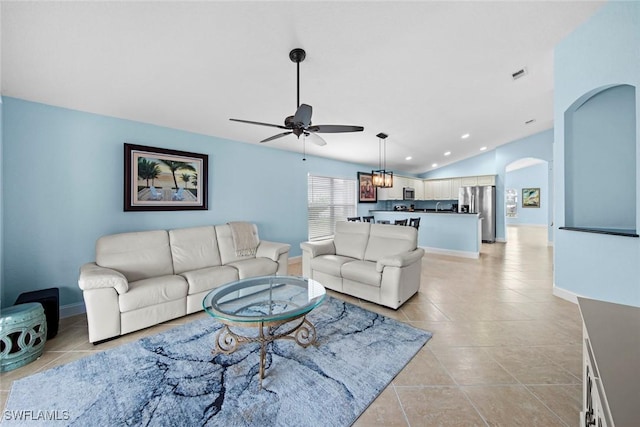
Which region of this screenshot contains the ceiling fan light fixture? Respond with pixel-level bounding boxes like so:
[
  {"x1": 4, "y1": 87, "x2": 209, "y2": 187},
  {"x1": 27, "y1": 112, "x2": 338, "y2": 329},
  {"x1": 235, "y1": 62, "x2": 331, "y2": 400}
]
[{"x1": 372, "y1": 132, "x2": 393, "y2": 188}]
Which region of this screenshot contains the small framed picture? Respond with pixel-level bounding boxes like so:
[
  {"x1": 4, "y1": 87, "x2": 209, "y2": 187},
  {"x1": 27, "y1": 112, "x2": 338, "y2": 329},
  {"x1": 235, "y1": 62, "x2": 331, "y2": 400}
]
[
  {"x1": 358, "y1": 172, "x2": 377, "y2": 203},
  {"x1": 124, "y1": 143, "x2": 208, "y2": 211},
  {"x1": 522, "y1": 187, "x2": 540, "y2": 208}
]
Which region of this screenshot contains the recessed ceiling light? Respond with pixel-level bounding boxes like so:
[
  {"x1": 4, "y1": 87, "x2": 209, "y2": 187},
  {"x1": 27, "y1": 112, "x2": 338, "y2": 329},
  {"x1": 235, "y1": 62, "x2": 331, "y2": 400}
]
[
  {"x1": 461, "y1": 133, "x2": 470, "y2": 139},
  {"x1": 432, "y1": 163, "x2": 438, "y2": 168},
  {"x1": 480, "y1": 146, "x2": 487, "y2": 151},
  {"x1": 444, "y1": 151, "x2": 451, "y2": 156},
  {"x1": 405, "y1": 156, "x2": 412, "y2": 161}
]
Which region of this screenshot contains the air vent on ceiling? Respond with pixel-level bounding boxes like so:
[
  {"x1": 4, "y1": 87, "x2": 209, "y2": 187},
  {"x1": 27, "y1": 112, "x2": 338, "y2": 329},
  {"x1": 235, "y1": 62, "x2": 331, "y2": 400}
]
[{"x1": 511, "y1": 67, "x2": 528, "y2": 80}]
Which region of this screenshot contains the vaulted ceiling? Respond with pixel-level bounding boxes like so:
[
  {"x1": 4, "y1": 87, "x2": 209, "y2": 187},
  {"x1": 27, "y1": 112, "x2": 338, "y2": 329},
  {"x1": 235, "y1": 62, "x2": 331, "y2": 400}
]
[{"x1": 1, "y1": 1, "x2": 604, "y2": 173}]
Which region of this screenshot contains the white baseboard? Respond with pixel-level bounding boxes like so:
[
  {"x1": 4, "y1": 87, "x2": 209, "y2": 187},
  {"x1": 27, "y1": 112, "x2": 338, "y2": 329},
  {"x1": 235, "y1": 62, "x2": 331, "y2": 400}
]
[
  {"x1": 506, "y1": 223, "x2": 548, "y2": 228},
  {"x1": 495, "y1": 237, "x2": 506, "y2": 243},
  {"x1": 60, "y1": 302, "x2": 86, "y2": 318},
  {"x1": 552, "y1": 285, "x2": 579, "y2": 304},
  {"x1": 421, "y1": 246, "x2": 479, "y2": 259}
]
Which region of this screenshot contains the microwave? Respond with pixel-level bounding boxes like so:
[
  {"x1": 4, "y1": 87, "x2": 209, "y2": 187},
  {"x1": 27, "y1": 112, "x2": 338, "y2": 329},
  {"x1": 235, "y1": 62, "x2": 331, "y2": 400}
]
[{"x1": 403, "y1": 187, "x2": 415, "y2": 200}]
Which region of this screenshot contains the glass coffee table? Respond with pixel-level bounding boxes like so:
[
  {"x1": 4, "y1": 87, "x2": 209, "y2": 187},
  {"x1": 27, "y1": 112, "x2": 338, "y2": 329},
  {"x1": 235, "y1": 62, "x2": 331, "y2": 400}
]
[{"x1": 203, "y1": 275, "x2": 326, "y2": 387}]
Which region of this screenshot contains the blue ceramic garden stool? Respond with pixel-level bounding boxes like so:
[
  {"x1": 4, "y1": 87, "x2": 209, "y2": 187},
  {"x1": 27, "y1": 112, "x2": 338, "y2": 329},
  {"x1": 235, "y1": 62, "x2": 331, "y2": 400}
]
[{"x1": 0, "y1": 303, "x2": 47, "y2": 372}]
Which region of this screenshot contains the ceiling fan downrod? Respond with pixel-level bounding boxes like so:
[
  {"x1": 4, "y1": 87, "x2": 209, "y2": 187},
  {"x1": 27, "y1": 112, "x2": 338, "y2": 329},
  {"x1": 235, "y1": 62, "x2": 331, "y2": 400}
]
[{"x1": 289, "y1": 48, "x2": 306, "y2": 110}]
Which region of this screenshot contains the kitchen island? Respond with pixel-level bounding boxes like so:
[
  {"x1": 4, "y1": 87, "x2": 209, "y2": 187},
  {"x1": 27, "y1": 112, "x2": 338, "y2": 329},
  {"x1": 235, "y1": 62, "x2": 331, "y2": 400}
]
[{"x1": 371, "y1": 210, "x2": 482, "y2": 258}]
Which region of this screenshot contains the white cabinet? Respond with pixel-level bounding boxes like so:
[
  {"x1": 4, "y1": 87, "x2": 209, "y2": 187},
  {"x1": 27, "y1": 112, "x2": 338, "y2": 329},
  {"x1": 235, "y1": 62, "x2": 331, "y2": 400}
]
[
  {"x1": 477, "y1": 175, "x2": 496, "y2": 186},
  {"x1": 421, "y1": 175, "x2": 496, "y2": 201},
  {"x1": 423, "y1": 180, "x2": 436, "y2": 200},
  {"x1": 460, "y1": 176, "x2": 478, "y2": 186},
  {"x1": 410, "y1": 178, "x2": 425, "y2": 200},
  {"x1": 435, "y1": 179, "x2": 452, "y2": 200},
  {"x1": 450, "y1": 178, "x2": 462, "y2": 200},
  {"x1": 377, "y1": 176, "x2": 407, "y2": 200}
]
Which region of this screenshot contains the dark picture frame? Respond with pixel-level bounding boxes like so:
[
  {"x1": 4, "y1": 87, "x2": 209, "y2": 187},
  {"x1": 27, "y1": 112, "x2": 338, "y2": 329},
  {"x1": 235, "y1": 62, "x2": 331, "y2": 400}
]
[
  {"x1": 522, "y1": 187, "x2": 540, "y2": 208},
  {"x1": 124, "y1": 143, "x2": 208, "y2": 211},
  {"x1": 358, "y1": 172, "x2": 377, "y2": 203}
]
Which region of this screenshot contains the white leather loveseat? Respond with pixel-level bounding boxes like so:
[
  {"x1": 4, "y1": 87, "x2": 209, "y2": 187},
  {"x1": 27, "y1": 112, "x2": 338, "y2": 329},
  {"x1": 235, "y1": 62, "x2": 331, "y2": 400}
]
[
  {"x1": 300, "y1": 221, "x2": 424, "y2": 309},
  {"x1": 78, "y1": 223, "x2": 290, "y2": 343}
]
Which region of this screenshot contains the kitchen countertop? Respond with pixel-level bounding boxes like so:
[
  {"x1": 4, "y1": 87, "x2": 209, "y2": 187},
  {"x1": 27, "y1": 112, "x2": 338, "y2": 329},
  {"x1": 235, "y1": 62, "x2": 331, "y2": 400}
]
[{"x1": 369, "y1": 209, "x2": 478, "y2": 215}]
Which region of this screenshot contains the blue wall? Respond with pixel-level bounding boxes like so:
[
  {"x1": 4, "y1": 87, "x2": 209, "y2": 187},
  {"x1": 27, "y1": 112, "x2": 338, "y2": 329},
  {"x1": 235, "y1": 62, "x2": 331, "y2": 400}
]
[
  {"x1": 554, "y1": 1, "x2": 640, "y2": 306},
  {"x1": 505, "y1": 163, "x2": 549, "y2": 226},
  {"x1": 0, "y1": 97, "x2": 4, "y2": 307},
  {"x1": 421, "y1": 129, "x2": 554, "y2": 242},
  {"x1": 0, "y1": 97, "x2": 403, "y2": 309},
  {"x1": 565, "y1": 84, "x2": 636, "y2": 230}
]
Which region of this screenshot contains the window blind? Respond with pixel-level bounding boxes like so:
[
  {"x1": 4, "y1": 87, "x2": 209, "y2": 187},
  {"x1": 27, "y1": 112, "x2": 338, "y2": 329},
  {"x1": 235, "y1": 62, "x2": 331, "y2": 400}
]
[{"x1": 308, "y1": 174, "x2": 357, "y2": 241}]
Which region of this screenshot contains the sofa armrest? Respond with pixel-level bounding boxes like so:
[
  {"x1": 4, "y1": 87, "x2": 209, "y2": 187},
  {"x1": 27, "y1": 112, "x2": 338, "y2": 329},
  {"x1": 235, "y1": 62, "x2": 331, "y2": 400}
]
[
  {"x1": 376, "y1": 248, "x2": 425, "y2": 273},
  {"x1": 300, "y1": 239, "x2": 336, "y2": 258},
  {"x1": 78, "y1": 262, "x2": 129, "y2": 295},
  {"x1": 256, "y1": 240, "x2": 291, "y2": 261}
]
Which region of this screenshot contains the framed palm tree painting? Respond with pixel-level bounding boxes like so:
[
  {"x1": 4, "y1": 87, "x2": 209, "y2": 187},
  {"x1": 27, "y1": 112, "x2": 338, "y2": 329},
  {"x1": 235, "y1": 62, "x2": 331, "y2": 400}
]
[{"x1": 124, "y1": 143, "x2": 208, "y2": 211}]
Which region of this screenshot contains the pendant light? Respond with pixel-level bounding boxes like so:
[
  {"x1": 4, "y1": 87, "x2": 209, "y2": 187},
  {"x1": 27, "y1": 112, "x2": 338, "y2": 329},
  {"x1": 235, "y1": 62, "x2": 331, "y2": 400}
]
[{"x1": 372, "y1": 132, "x2": 393, "y2": 188}]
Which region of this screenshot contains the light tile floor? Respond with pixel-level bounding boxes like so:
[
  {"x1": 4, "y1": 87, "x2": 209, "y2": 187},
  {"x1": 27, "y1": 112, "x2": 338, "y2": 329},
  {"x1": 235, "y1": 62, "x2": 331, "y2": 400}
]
[{"x1": 0, "y1": 226, "x2": 582, "y2": 426}]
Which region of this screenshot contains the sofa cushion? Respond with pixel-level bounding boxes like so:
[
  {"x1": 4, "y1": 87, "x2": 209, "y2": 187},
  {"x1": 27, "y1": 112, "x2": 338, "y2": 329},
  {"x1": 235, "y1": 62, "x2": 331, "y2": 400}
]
[
  {"x1": 215, "y1": 224, "x2": 260, "y2": 265},
  {"x1": 119, "y1": 275, "x2": 188, "y2": 313},
  {"x1": 364, "y1": 224, "x2": 418, "y2": 262},
  {"x1": 169, "y1": 226, "x2": 222, "y2": 275},
  {"x1": 96, "y1": 230, "x2": 174, "y2": 282},
  {"x1": 180, "y1": 265, "x2": 239, "y2": 295},
  {"x1": 227, "y1": 258, "x2": 278, "y2": 279},
  {"x1": 341, "y1": 260, "x2": 382, "y2": 287},
  {"x1": 311, "y1": 255, "x2": 355, "y2": 277},
  {"x1": 334, "y1": 221, "x2": 371, "y2": 260}
]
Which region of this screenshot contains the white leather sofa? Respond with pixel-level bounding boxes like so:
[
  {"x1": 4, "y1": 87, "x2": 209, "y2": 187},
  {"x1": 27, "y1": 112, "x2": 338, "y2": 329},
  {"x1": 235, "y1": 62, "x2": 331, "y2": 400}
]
[
  {"x1": 300, "y1": 221, "x2": 424, "y2": 309},
  {"x1": 78, "y1": 224, "x2": 290, "y2": 343}
]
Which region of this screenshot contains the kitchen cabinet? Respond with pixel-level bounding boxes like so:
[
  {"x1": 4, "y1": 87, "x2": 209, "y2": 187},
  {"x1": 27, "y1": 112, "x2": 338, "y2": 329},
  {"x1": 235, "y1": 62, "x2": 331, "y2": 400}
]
[
  {"x1": 435, "y1": 179, "x2": 452, "y2": 200},
  {"x1": 450, "y1": 178, "x2": 462, "y2": 200},
  {"x1": 477, "y1": 175, "x2": 496, "y2": 186},
  {"x1": 423, "y1": 180, "x2": 436, "y2": 200},
  {"x1": 410, "y1": 178, "x2": 425, "y2": 200},
  {"x1": 377, "y1": 176, "x2": 407, "y2": 200},
  {"x1": 460, "y1": 176, "x2": 478, "y2": 186}
]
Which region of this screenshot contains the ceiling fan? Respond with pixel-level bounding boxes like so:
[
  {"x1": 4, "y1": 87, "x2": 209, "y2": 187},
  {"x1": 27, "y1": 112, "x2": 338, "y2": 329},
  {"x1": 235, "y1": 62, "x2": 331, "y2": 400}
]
[{"x1": 230, "y1": 48, "x2": 364, "y2": 146}]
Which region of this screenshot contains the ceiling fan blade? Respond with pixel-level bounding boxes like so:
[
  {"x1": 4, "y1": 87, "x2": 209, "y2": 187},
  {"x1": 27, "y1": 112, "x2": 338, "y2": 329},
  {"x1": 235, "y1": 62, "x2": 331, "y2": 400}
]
[
  {"x1": 307, "y1": 124, "x2": 364, "y2": 133},
  {"x1": 230, "y1": 118, "x2": 289, "y2": 130},
  {"x1": 305, "y1": 132, "x2": 327, "y2": 146},
  {"x1": 261, "y1": 132, "x2": 292, "y2": 143},
  {"x1": 293, "y1": 104, "x2": 313, "y2": 128}
]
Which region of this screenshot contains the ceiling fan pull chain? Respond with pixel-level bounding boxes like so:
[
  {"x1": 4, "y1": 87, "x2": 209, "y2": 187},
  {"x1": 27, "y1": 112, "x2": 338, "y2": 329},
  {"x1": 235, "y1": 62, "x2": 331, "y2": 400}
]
[{"x1": 303, "y1": 134, "x2": 307, "y2": 161}]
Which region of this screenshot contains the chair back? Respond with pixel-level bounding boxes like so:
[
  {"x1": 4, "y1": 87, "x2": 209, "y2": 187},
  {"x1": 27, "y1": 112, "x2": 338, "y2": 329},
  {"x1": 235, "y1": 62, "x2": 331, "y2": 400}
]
[
  {"x1": 409, "y1": 217, "x2": 421, "y2": 229},
  {"x1": 394, "y1": 219, "x2": 408, "y2": 226},
  {"x1": 347, "y1": 216, "x2": 361, "y2": 222},
  {"x1": 362, "y1": 216, "x2": 375, "y2": 223}
]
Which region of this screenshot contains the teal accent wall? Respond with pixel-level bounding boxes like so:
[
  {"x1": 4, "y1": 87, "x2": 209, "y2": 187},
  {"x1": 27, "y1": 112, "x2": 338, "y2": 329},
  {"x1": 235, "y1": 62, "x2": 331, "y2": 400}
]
[
  {"x1": 505, "y1": 163, "x2": 549, "y2": 226},
  {"x1": 420, "y1": 129, "x2": 554, "y2": 242},
  {"x1": 554, "y1": 1, "x2": 640, "y2": 306},
  {"x1": 0, "y1": 97, "x2": 401, "y2": 309}
]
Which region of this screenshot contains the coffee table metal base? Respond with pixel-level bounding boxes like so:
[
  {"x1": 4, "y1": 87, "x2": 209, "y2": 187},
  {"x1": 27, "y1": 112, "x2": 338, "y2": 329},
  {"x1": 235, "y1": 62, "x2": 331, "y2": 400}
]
[{"x1": 211, "y1": 314, "x2": 317, "y2": 387}]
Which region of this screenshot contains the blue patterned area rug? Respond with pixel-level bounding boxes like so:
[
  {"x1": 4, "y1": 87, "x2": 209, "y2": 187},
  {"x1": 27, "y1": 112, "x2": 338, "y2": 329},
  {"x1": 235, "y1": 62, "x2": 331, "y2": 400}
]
[{"x1": 4, "y1": 297, "x2": 431, "y2": 426}]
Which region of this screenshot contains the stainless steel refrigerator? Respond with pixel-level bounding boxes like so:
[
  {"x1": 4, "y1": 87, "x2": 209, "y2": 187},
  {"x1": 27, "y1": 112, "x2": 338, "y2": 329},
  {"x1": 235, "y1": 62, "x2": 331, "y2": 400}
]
[{"x1": 458, "y1": 185, "x2": 496, "y2": 243}]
